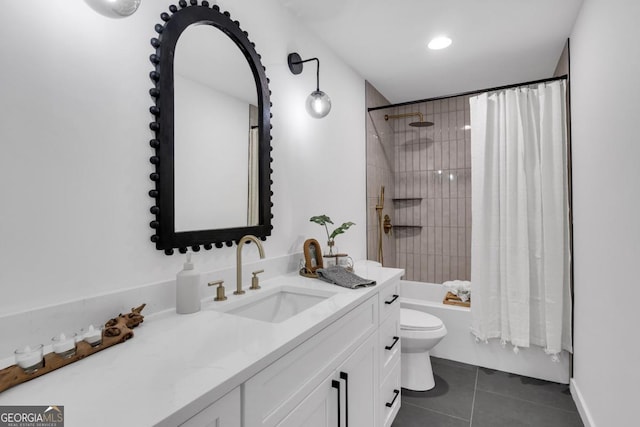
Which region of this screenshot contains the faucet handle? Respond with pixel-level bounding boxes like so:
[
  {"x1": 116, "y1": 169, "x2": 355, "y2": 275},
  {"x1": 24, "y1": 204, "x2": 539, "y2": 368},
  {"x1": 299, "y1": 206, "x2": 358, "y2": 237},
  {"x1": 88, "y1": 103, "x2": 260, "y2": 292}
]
[
  {"x1": 250, "y1": 270, "x2": 264, "y2": 290},
  {"x1": 209, "y1": 280, "x2": 227, "y2": 301}
]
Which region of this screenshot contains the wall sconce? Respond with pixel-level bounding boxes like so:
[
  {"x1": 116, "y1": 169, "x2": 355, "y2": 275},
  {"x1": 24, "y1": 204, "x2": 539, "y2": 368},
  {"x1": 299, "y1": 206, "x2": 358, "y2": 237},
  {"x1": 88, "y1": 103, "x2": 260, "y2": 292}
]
[
  {"x1": 287, "y1": 52, "x2": 331, "y2": 118},
  {"x1": 84, "y1": 0, "x2": 142, "y2": 18}
]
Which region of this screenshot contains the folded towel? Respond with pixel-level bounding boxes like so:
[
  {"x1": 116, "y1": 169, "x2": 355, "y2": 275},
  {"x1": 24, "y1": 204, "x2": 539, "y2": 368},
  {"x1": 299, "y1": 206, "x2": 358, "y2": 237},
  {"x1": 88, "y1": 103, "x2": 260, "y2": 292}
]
[
  {"x1": 316, "y1": 266, "x2": 376, "y2": 289},
  {"x1": 443, "y1": 280, "x2": 471, "y2": 301}
]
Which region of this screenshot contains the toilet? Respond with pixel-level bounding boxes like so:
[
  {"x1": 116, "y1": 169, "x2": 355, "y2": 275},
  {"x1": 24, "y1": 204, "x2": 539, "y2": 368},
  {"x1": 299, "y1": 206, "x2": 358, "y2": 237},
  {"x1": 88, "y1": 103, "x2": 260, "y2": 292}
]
[{"x1": 400, "y1": 308, "x2": 447, "y2": 391}]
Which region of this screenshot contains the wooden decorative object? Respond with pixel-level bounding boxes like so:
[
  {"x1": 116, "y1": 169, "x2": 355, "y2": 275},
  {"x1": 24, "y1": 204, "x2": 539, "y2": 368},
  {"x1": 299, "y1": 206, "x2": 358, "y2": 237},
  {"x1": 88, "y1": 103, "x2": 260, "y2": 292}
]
[
  {"x1": 0, "y1": 304, "x2": 146, "y2": 394},
  {"x1": 301, "y1": 239, "x2": 324, "y2": 278},
  {"x1": 443, "y1": 292, "x2": 470, "y2": 308}
]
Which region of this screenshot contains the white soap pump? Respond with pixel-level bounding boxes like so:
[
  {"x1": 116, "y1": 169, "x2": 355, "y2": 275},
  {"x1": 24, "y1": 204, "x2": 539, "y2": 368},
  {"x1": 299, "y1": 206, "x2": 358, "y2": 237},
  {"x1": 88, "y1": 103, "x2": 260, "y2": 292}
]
[{"x1": 176, "y1": 252, "x2": 201, "y2": 314}]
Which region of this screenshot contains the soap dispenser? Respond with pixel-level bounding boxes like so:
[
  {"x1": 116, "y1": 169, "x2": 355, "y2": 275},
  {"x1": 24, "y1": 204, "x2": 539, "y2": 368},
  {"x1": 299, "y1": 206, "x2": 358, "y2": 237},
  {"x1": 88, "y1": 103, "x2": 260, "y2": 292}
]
[{"x1": 176, "y1": 252, "x2": 201, "y2": 314}]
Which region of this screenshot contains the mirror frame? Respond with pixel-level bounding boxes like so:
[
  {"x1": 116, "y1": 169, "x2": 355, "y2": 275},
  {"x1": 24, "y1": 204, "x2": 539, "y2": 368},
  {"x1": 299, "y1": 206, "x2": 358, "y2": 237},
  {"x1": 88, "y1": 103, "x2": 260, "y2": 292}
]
[{"x1": 148, "y1": 1, "x2": 273, "y2": 255}]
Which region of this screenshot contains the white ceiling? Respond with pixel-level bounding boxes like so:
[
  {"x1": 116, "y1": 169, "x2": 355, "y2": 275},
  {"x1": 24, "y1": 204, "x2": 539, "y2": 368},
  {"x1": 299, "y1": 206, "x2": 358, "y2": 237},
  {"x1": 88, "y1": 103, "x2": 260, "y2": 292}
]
[{"x1": 277, "y1": 0, "x2": 584, "y2": 104}]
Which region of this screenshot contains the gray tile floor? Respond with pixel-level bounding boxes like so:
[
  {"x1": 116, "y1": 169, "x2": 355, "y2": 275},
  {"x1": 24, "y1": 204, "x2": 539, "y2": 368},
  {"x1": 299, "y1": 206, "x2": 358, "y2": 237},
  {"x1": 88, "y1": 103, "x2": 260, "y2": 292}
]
[{"x1": 392, "y1": 357, "x2": 584, "y2": 427}]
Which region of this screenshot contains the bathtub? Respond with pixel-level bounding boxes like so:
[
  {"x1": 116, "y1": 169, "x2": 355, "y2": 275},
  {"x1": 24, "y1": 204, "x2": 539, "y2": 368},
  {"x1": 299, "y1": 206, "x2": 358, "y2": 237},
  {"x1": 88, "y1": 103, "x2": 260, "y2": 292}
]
[{"x1": 400, "y1": 280, "x2": 570, "y2": 384}]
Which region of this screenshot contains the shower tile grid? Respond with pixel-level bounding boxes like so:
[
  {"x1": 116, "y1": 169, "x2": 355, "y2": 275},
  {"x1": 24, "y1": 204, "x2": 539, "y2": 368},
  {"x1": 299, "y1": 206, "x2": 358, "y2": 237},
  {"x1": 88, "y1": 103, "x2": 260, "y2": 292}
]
[{"x1": 392, "y1": 357, "x2": 583, "y2": 427}]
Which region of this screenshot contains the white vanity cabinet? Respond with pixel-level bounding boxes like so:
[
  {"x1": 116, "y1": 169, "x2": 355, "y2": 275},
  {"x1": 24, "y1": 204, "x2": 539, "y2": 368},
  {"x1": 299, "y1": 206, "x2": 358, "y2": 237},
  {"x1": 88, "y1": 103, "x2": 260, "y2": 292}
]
[
  {"x1": 0, "y1": 265, "x2": 404, "y2": 427},
  {"x1": 244, "y1": 275, "x2": 402, "y2": 427},
  {"x1": 243, "y1": 295, "x2": 379, "y2": 426},
  {"x1": 177, "y1": 273, "x2": 402, "y2": 427},
  {"x1": 180, "y1": 387, "x2": 241, "y2": 427}
]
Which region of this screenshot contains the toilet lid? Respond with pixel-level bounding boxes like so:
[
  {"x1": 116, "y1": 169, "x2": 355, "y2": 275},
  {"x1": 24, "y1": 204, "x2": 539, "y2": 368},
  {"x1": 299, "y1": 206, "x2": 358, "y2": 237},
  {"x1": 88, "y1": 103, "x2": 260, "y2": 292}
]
[{"x1": 401, "y1": 308, "x2": 443, "y2": 331}]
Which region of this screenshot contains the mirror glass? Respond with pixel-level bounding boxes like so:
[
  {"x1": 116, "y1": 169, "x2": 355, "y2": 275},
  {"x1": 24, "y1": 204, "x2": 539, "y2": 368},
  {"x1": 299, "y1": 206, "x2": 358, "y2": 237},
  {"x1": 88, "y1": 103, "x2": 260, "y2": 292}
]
[{"x1": 173, "y1": 24, "x2": 259, "y2": 231}]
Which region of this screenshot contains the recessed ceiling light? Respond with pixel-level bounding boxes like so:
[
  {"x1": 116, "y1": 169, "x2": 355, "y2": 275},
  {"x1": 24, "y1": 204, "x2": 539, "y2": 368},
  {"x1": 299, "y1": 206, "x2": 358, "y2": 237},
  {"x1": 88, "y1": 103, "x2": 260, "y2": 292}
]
[{"x1": 428, "y1": 36, "x2": 452, "y2": 50}]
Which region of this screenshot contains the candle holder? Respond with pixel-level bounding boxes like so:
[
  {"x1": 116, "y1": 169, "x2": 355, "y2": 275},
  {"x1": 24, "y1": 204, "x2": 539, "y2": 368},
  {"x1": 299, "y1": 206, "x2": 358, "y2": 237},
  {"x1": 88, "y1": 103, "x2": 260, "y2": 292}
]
[
  {"x1": 14, "y1": 345, "x2": 44, "y2": 373},
  {"x1": 81, "y1": 325, "x2": 103, "y2": 347},
  {"x1": 0, "y1": 304, "x2": 146, "y2": 394},
  {"x1": 52, "y1": 333, "x2": 77, "y2": 359}
]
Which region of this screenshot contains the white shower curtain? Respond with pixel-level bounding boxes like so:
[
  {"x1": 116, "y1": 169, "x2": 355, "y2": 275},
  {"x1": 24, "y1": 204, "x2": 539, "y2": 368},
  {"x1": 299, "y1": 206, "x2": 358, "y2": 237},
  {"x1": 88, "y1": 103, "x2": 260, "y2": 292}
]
[{"x1": 469, "y1": 80, "x2": 572, "y2": 357}]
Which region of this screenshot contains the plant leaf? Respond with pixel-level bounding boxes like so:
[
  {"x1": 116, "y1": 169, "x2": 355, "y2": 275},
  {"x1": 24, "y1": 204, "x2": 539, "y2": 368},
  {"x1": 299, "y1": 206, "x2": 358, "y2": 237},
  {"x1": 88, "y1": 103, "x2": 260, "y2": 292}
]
[
  {"x1": 329, "y1": 221, "x2": 355, "y2": 239},
  {"x1": 310, "y1": 215, "x2": 333, "y2": 226}
]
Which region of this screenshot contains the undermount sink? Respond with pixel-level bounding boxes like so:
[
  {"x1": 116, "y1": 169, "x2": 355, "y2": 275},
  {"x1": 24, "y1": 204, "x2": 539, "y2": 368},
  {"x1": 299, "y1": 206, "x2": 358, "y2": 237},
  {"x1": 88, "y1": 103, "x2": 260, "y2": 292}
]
[{"x1": 223, "y1": 286, "x2": 336, "y2": 323}]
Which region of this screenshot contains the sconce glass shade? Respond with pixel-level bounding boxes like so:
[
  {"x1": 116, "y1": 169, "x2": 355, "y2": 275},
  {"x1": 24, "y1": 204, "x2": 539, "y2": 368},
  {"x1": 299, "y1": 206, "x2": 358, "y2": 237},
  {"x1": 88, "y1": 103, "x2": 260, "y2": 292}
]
[
  {"x1": 306, "y1": 90, "x2": 331, "y2": 119},
  {"x1": 84, "y1": 0, "x2": 142, "y2": 18}
]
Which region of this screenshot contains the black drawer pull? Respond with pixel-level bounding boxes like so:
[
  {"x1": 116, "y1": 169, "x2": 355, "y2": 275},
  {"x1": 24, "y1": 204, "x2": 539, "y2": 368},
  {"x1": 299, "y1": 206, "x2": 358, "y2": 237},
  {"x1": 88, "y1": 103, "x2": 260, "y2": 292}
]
[
  {"x1": 340, "y1": 372, "x2": 349, "y2": 427},
  {"x1": 385, "y1": 336, "x2": 400, "y2": 350},
  {"x1": 332, "y1": 379, "x2": 341, "y2": 427},
  {"x1": 385, "y1": 294, "x2": 399, "y2": 305},
  {"x1": 385, "y1": 389, "x2": 400, "y2": 408}
]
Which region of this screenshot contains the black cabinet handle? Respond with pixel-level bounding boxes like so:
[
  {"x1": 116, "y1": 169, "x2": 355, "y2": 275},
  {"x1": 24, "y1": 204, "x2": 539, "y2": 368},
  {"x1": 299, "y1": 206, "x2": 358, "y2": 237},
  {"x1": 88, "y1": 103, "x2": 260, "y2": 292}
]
[
  {"x1": 385, "y1": 389, "x2": 400, "y2": 408},
  {"x1": 332, "y1": 379, "x2": 341, "y2": 427},
  {"x1": 385, "y1": 336, "x2": 400, "y2": 350},
  {"x1": 340, "y1": 372, "x2": 349, "y2": 427},
  {"x1": 385, "y1": 294, "x2": 399, "y2": 305}
]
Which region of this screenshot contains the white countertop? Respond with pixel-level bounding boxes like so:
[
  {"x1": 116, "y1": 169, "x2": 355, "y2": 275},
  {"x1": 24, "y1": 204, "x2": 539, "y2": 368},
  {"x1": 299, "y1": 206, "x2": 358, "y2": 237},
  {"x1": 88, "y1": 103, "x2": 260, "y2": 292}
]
[{"x1": 0, "y1": 263, "x2": 402, "y2": 426}]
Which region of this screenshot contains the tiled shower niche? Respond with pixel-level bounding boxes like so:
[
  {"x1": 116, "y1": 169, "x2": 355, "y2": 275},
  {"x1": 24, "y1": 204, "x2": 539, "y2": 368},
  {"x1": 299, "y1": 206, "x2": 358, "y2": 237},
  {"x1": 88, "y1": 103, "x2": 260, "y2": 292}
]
[{"x1": 366, "y1": 87, "x2": 471, "y2": 283}]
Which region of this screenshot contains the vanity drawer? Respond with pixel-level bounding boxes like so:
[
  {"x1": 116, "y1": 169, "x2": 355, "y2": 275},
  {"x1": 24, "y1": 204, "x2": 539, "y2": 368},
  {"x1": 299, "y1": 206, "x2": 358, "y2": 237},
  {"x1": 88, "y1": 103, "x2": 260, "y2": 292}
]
[
  {"x1": 379, "y1": 279, "x2": 400, "y2": 324},
  {"x1": 378, "y1": 306, "x2": 400, "y2": 380},
  {"x1": 244, "y1": 295, "x2": 378, "y2": 427},
  {"x1": 379, "y1": 358, "x2": 401, "y2": 427}
]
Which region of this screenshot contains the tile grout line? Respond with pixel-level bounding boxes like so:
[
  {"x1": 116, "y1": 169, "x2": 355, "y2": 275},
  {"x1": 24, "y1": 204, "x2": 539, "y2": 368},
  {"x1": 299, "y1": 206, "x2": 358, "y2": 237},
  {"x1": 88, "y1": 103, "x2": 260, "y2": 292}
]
[
  {"x1": 469, "y1": 367, "x2": 479, "y2": 427},
  {"x1": 401, "y1": 401, "x2": 471, "y2": 423},
  {"x1": 474, "y1": 388, "x2": 580, "y2": 414}
]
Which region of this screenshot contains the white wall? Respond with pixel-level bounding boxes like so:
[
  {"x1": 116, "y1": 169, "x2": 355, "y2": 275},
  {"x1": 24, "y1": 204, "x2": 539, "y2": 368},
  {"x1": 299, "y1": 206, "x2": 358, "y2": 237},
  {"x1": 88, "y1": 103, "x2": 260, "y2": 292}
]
[
  {"x1": 0, "y1": 0, "x2": 366, "y2": 315},
  {"x1": 570, "y1": 0, "x2": 640, "y2": 425}
]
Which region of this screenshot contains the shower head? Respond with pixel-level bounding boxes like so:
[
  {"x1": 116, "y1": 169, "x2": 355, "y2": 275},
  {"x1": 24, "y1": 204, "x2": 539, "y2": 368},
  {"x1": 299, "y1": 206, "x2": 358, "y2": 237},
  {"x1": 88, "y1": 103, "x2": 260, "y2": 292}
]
[
  {"x1": 409, "y1": 120, "x2": 434, "y2": 127},
  {"x1": 384, "y1": 112, "x2": 434, "y2": 128}
]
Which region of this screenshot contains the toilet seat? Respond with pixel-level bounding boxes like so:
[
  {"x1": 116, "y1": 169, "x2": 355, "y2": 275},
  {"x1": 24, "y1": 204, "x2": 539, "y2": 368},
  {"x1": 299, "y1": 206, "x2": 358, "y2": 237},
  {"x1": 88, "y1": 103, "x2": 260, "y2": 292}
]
[{"x1": 401, "y1": 308, "x2": 444, "y2": 331}]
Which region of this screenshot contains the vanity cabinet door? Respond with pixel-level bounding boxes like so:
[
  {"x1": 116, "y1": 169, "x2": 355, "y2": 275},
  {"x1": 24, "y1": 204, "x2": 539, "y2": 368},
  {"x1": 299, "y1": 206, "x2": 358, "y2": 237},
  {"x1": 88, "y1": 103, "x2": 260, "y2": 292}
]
[
  {"x1": 244, "y1": 296, "x2": 378, "y2": 426},
  {"x1": 179, "y1": 387, "x2": 240, "y2": 427},
  {"x1": 336, "y1": 332, "x2": 378, "y2": 427},
  {"x1": 276, "y1": 373, "x2": 338, "y2": 427},
  {"x1": 278, "y1": 333, "x2": 378, "y2": 427}
]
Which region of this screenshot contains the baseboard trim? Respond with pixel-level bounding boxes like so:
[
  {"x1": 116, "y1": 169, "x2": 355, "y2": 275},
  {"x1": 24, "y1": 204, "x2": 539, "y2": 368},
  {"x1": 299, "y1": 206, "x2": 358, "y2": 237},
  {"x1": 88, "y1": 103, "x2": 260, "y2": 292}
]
[{"x1": 570, "y1": 378, "x2": 596, "y2": 427}]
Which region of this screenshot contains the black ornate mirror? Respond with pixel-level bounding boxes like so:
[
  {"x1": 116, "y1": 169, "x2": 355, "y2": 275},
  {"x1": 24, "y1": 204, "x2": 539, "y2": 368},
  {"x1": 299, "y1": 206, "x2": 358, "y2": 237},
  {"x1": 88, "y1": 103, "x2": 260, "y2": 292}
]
[{"x1": 148, "y1": 1, "x2": 272, "y2": 255}]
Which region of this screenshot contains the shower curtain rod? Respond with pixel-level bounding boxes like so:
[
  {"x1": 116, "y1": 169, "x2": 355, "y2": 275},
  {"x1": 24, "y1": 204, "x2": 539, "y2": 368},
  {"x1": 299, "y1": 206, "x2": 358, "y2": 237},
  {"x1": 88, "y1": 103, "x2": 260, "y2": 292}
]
[{"x1": 367, "y1": 74, "x2": 568, "y2": 112}]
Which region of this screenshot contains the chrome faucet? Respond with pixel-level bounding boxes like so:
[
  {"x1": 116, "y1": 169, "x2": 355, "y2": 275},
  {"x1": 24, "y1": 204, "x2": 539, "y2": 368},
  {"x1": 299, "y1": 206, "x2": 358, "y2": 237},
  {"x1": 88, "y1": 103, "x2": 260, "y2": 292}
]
[{"x1": 235, "y1": 235, "x2": 266, "y2": 295}]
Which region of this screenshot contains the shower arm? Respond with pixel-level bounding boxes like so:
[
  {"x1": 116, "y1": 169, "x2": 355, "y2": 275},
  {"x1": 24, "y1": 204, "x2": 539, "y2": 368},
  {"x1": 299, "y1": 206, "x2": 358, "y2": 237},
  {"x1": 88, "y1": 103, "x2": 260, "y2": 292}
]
[{"x1": 384, "y1": 112, "x2": 424, "y2": 122}]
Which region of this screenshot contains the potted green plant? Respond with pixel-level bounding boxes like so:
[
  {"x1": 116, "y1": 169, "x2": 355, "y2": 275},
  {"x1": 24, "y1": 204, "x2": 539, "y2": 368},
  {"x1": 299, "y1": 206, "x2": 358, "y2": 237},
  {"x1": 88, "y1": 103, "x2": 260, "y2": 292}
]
[{"x1": 309, "y1": 215, "x2": 355, "y2": 256}]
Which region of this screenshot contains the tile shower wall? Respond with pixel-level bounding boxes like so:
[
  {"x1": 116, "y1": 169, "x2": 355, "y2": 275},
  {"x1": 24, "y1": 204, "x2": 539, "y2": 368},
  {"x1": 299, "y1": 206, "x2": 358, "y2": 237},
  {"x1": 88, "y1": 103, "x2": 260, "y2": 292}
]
[
  {"x1": 365, "y1": 82, "x2": 396, "y2": 266},
  {"x1": 391, "y1": 96, "x2": 471, "y2": 282}
]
